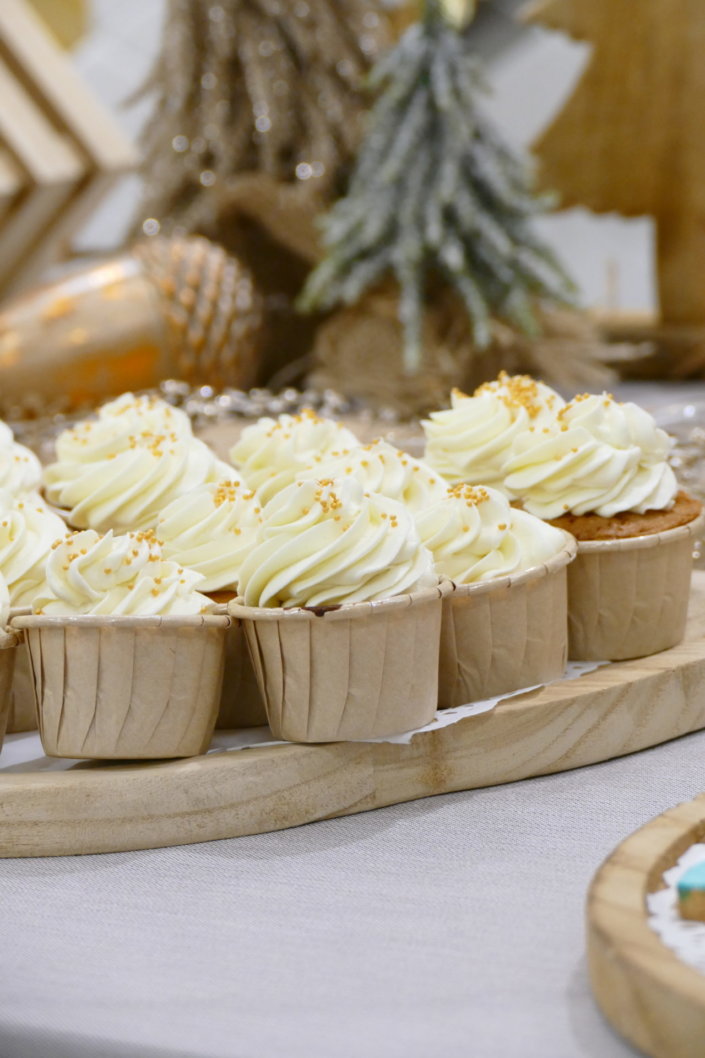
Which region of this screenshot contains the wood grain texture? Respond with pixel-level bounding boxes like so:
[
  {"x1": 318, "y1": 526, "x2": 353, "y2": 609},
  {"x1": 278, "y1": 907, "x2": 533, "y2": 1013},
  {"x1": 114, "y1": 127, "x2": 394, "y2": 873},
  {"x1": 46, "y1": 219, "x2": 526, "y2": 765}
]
[
  {"x1": 2, "y1": 573, "x2": 705, "y2": 858},
  {"x1": 588, "y1": 793, "x2": 705, "y2": 1057}
]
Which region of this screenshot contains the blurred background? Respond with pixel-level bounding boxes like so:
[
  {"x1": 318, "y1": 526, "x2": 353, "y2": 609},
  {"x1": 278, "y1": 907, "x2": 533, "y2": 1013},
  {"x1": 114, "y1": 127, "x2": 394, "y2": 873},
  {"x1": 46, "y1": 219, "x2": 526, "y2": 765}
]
[
  {"x1": 0, "y1": 0, "x2": 697, "y2": 421},
  {"x1": 74, "y1": 0, "x2": 652, "y2": 312}
]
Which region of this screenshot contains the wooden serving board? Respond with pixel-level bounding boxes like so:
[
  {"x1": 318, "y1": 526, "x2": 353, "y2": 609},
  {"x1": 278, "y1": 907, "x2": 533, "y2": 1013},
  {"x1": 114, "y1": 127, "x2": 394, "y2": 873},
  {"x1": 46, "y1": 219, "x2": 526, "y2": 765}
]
[
  {"x1": 2, "y1": 573, "x2": 705, "y2": 860},
  {"x1": 588, "y1": 792, "x2": 705, "y2": 1057}
]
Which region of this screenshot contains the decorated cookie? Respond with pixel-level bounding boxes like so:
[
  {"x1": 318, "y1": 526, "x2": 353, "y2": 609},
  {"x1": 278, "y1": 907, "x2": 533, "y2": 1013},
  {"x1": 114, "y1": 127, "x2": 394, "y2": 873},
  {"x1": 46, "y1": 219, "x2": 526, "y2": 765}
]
[{"x1": 677, "y1": 862, "x2": 705, "y2": 922}]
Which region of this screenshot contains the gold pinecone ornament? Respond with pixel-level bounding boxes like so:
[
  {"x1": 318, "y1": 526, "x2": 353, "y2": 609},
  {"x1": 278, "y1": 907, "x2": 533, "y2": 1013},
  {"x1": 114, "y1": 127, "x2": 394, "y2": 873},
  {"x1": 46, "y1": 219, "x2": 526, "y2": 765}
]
[
  {"x1": 0, "y1": 235, "x2": 265, "y2": 417},
  {"x1": 133, "y1": 235, "x2": 264, "y2": 388}
]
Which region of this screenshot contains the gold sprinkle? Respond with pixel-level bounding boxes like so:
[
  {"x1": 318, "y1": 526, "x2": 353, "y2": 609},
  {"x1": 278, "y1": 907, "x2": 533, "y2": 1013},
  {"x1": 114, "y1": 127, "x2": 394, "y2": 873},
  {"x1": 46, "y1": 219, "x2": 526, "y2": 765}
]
[
  {"x1": 449, "y1": 484, "x2": 491, "y2": 507},
  {"x1": 474, "y1": 371, "x2": 548, "y2": 419}
]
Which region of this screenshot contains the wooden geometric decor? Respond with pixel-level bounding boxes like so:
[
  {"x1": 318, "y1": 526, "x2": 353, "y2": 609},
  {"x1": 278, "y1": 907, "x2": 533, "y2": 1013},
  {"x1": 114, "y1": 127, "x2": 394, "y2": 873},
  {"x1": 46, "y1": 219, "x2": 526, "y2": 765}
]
[{"x1": 0, "y1": 0, "x2": 137, "y2": 299}]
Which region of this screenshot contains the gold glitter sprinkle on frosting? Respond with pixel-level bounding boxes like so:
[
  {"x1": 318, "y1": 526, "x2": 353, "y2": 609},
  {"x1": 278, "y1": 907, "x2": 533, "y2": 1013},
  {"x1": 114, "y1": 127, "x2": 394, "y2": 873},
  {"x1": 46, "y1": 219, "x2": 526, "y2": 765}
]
[
  {"x1": 474, "y1": 371, "x2": 557, "y2": 419},
  {"x1": 447, "y1": 483, "x2": 491, "y2": 506}
]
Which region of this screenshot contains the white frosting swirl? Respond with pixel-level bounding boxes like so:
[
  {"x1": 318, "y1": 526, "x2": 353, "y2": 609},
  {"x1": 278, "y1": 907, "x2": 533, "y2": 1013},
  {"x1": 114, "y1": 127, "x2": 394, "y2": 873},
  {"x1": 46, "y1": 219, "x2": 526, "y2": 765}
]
[
  {"x1": 0, "y1": 490, "x2": 67, "y2": 605},
  {"x1": 0, "y1": 421, "x2": 42, "y2": 496},
  {"x1": 32, "y1": 529, "x2": 212, "y2": 616},
  {"x1": 503, "y1": 393, "x2": 678, "y2": 519},
  {"x1": 229, "y1": 410, "x2": 360, "y2": 504},
  {"x1": 156, "y1": 479, "x2": 262, "y2": 592},
  {"x1": 237, "y1": 477, "x2": 437, "y2": 609},
  {"x1": 43, "y1": 393, "x2": 229, "y2": 532},
  {"x1": 94, "y1": 392, "x2": 195, "y2": 438},
  {"x1": 298, "y1": 439, "x2": 448, "y2": 513},
  {"x1": 416, "y1": 484, "x2": 569, "y2": 584},
  {"x1": 422, "y1": 375, "x2": 564, "y2": 492}
]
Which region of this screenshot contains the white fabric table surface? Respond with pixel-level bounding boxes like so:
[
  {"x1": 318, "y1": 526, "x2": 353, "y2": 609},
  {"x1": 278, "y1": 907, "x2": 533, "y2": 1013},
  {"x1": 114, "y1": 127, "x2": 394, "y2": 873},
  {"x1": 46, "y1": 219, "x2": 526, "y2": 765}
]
[{"x1": 4, "y1": 733, "x2": 705, "y2": 1058}]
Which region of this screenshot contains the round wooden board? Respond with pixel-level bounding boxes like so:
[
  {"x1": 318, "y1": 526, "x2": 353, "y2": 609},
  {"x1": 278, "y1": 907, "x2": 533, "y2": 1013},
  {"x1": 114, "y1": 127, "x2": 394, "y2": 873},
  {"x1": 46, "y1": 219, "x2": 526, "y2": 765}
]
[
  {"x1": 588, "y1": 794, "x2": 705, "y2": 1058},
  {"x1": 2, "y1": 572, "x2": 705, "y2": 860}
]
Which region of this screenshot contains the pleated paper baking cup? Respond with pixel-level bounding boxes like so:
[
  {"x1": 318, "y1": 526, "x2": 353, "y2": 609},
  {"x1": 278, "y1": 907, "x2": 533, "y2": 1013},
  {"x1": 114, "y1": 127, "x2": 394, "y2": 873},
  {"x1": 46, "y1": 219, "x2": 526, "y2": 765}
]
[
  {"x1": 11, "y1": 613, "x2": 229, "y2": 760},
  {"x1": 438, "y1": 538, "x2": 577, "y2": 710},
  {"x1": 229, "y1": 581, "x2": 452, "y2": 743},
  {"x1": 0, "y1": 628, "x2": 20, "y2": 751},
  {"x1": 567, "y1": 514, "x2": 704, "y2": 662},
  {"x1": 6, "y1": 606, "x2": 37, "y2": 734},
  {"x1": 209, "y1": 602, "x2": 267, "y2": 729}
]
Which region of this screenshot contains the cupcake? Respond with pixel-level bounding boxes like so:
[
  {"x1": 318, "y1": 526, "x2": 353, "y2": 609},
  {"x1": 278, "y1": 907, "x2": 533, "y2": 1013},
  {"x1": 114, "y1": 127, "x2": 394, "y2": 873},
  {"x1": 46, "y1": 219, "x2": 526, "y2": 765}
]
[
  {"x1": 297, "y1": 438, "x2": 448, "y2": 513},
  {"x1": 503, "y1": 393, "x2": 702, "y2": 660},
  {"x1": 0, "y1": 490, "x2": 68, "y2": 607},
  {"x1": 0, "y1": 571, "x2": 19, "y2": 752},
  {"x1": 0, "y1": 491, "x2": 69, "y2": 734},
  {"x1": 0, "y1": 421, "x2": 42, "y2": 497},
  {"x1": 43, "y1": 392, "x2": 229, "y2": 532},
  {"x1": 422, "y1": 373, "x2": 563, "y2": 492},
  {"x1": 15, "y1": 529, "x2": 229, "y2": 759},
  {"x1": 230, "y1": 477, "x2": 449, "y2": 742},
  {"x1": 156, "y1": 479, "x2": 261, "y2": 601},
  {"x1": 229, "y1": 409, "x2": 360, "y2": 504},
  {"x1": 417, "y1": 484, "x2": 575, "y2": 706},
  {"x1": 156, "y1": 478, "x2": 266, "y2": 728}
]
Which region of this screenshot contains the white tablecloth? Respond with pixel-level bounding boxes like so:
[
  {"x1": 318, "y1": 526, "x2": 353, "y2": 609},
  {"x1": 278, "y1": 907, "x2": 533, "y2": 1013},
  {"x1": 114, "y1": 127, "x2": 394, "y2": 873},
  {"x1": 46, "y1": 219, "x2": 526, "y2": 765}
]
[{"x1": 5, "y1": 728, "x2": 705, "y2": 1058}]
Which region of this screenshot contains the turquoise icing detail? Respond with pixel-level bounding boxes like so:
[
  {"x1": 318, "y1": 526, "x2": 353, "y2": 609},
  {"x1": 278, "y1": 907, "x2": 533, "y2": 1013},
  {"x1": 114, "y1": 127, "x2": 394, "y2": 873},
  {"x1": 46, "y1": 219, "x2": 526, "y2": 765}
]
[{"x1": 677, "y1": 861, "x2": 705, "y2": 896}]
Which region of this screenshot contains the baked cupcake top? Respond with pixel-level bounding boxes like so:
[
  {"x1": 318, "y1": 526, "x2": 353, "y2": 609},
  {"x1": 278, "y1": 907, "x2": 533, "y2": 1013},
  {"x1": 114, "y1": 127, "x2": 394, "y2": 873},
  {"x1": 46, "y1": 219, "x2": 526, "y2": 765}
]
[
  {"x1": 298, "y1": 439, "x2": 448, "y2": 514},
  {"x1": 229, "y1": 409, "x2": 360, "y2": 504},
  {"x1": 0, "y1": 490, "x2": 67, "y2": 607},
  {"x1": 237, "y1": 477, "x2": 436, "y2": 609},
  {"x1": 43, "y1": 393, "x2": 229, "y2": 533},
  {"x1": 503, "y1": 393, "x2": 678, "y2": 520},
  {"x1": 422, "y1": 373, "x2": 564, "y2": 491},
  {"x1": 156, "y1": 479, "x2": 262, "y2": 593},
  {"x1": 0, "y1": 421, "x2": 42, "y2": 496},
  {"x1": 416, "y1": 484, "x2": 569, "y2": 584},
  {"x1": 32, "y1": 529, "x2": 212, "y2": 616}
]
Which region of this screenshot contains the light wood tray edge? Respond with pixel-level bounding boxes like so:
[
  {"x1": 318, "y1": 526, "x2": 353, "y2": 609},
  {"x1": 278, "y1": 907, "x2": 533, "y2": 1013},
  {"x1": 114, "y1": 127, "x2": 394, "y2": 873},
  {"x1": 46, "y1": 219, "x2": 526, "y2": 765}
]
[
  {"x1": 3, "y1": 573, "x2": 705, "y2": 860},
  {"x1": 588, "y1": 795, "x2": 705, "y2": 1058}
]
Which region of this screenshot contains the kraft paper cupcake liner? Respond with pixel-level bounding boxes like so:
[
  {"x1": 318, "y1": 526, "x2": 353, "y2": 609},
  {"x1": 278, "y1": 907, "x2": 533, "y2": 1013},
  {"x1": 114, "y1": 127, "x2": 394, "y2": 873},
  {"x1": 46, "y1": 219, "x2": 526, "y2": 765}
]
[
  {"x1": 438, "y1": 538, "x2": 577, "y2": 709},
  {"x1": 567, "y1": 513, "x2": 704, "y2": 661},
  {"x1": 209, "y1": 601, "x2": 267, "y2": 729},
  {"x1": 6, "y1": 606, "x2": 36, "y2": 734},
  {"x1": 229, "y1": 581, "x2": 452, "y2": 743},
  {"x1": 0, "y1": 628, "x2": 20, "y2": 752},
  {"x1": 11, "y1": 613, "x2": 230, "y2": 760}
]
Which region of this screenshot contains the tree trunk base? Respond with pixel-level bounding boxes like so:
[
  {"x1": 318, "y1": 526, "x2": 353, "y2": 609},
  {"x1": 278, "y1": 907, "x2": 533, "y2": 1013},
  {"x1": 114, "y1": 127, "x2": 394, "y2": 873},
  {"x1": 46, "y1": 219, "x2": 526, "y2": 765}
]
[{"x1": 308, "y1": 287, "x2": 619, "y2": 416}]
